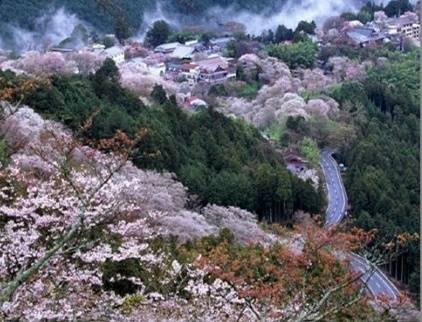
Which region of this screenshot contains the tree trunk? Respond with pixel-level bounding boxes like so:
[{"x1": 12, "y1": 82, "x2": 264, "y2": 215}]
[{"x1": 0, "y1": 215, "x2": 83, "y2": 305}]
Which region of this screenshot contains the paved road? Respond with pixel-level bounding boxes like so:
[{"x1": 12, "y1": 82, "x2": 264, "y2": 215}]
[
  {"x1": 349, "y1": 253, "x2": 400, "y2": 300},
  {"x1": 320, "y1": 149, "x2": 400, "y2": 301},
  {"x1": 320, "y1": 149, "x2": 347, "y2": 226}
]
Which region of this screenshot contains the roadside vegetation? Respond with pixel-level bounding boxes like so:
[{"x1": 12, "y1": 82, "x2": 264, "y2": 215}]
[
  {"x1": 253, "y1": 46, "x2": 420, "y2": 301},
  {"x1": 331, "y1": 51, "x2": 420, "y2": 300}
]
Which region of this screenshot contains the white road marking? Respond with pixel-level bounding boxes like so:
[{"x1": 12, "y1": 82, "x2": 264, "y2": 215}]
[{"x1": 321, "y1": 151, "x2": 399, "y2": 300}]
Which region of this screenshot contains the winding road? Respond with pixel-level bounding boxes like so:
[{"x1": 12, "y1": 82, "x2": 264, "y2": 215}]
[
  {"x1": 320, "y1": 149, "x2": 347, "y2": 227},
  {"x1": 320, "y1": 149, "x2": 400, "y2": 300}
]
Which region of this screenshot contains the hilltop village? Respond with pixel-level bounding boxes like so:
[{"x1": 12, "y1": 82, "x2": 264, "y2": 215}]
[
  {"x1": 0, "y1": 7, "x2": 420, "y2": 112},
  {"x1": 0, "y1": 6, "x2": 420, "y2": 172}
]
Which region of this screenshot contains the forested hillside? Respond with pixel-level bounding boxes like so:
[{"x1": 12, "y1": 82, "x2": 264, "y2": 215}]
[
  {"x1": 0, "y1": 59, "x2": 323, "y2": 223},
  {"x1": 0, "y1": 55, "x2": 406, "y2": 322},
  {"x1": 0, "y1": 0, "x2": 152, "y2": 35},
  {"x1": 0, "y1": 0, "x2": 287, "y2": 37},
  {"x1": 330, "y1": 51, "x2": 420, "y2": 299}
]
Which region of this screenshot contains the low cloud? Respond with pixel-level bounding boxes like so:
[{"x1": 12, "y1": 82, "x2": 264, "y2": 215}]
[
  {"x1": 2, "y1": 8, "x2": 83, "y2": 53},
  {"x1": 137, "y1": 2, "x2": 181, "y2": 40},
  {"x1": 219, "y1": 0, "x2": 362, "y2": 33},
  {"x1": 36, "y1": 7, "x2": 81, "y2": 46},
  {"x1": 140, "y1": 0, "x2": 371, "y2": 36},
  {"x1": 140, "y1": 0, "x2": 417, "y2": 36}
]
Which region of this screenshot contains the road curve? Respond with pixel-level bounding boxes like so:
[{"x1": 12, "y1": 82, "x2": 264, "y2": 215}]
[{"x1": 320, "y1": 149, "x2": 400, "y2": 301}]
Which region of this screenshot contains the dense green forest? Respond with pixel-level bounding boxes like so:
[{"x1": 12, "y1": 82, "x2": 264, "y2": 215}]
[
  {"x1": 0, "y1": 0, "x2": 287, "y2": 39},
  {"x1": 329, "y1": 51, "x2": 420, "y2": 299},
  {"x1": 161, "y1": 0, "x2": 287, "y2": 15},
  {"x1": 0, "y1": 0, "x2": 414, "y2": 51},
  {"x1": 0, "y1": 0, "x2": 411, "y2": 37},
  {"x1": 0, "y1": 60, "x2": 323, "y2": 223},
  {"x1": 0, "y1": 0, "x2": 152, "y2": 34}
]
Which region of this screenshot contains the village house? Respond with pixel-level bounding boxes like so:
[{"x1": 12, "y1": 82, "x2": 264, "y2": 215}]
[
  {"x1": 184, "y1": 40, "x2": 209, "y2": 55},
  {"x1": 283, "y1": 150, "x2": 309, "y2": 175},
  {"x1": 103, "y1": 46, "x2": 125, "y2": 65},
  {"x1": 346, "y1": 27, "x2": 386, "y2": 47},
  {"x1": 329, "y1": 9, "x2": 420, "y2": 49},
  {"x1": 180, "y1": 63, "x2": 200, "y2": 85},
  {"x1": 185, "y1": 40, "x2": 199, "y2": 47},
  {"x1": 169, "y1": 45, "x2": 197, "y2": 60},
  {"x1": 154, "y1": 42, "x2": 182, "y2": 54},
  {"x1": 156, "y1": 40, "x2": 208, "y2": 60},
  {"x1": 342, "y1": 20, "x2": 365, "y2": 33},
  {"x1": 195, "y1": 55, "x2": 236, "y2": 84},
  {"x1": 165, "y1": 59, "x2": 185, "y2": 73},
  {"x1": 91, "y1": 43, "x2": 106, "y2": 51},
  {"x1": 154, "y1": 39, "x2": 226, "y2": 63},
  {"x1": 49, "y1": 47, "x2": 75, "y2": 54},
  {"x1": 384, "y1": 12, "x2": 420, "y2": 40},
  {"x1": 167, "y1": 54, "x2": 235, "y2": 85},
  {"x1": 209, "y1": 37, "x2": 235, "y2": 52}
]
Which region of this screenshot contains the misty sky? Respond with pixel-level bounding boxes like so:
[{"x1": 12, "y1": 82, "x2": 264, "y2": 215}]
[{"x1": 0, "y1": 0, "x2": 417, "y2": 53}]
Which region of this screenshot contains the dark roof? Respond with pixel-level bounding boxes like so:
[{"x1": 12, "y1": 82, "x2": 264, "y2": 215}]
[
  {"x1": 352, "y1": 27, "x2": 375, "y2": 37},
  {"x1": 181, "y1": 63, "x2": 198, "y2": 71},
  {"x1": 387, "y1": 15, "x2": 419, "y2": 27},
  {"x1": 210, "y1": 37, "x2": 234, "y2": 46},
  {"x1": 347, "y1": 27, "x2": 385, "y2": 44},
  {"x1": 49, "y1": 47, "x2": 75, "y2": 53},
  {"x1": 283, "y1": 150, "x2": 308, "y2": 164}
]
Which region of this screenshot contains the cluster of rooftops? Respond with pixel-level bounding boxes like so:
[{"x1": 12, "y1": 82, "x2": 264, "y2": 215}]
[{"x1": 346, "y1": 11, "x2": 420, "y2": 47}]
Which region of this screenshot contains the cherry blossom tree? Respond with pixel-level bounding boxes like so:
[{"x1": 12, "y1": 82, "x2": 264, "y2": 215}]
[
  {"x1": 14, "y1": 51, "x2": 74, "y2": 77},
  {"x1": 69, "y1": 50, "x2": 105, "y2": 75},
  {"x1": 119, "y1": 63, "x2": 178, "y2": 99},
  {"x1": 0, "y1": 125, "x2": 146, "y2": 302},
  {"x1": 0, "y1": 103, "x2": 411, "y2": 320},
  {"x1": 0, "y1": 105, "x2": 182, "y2": 320}
]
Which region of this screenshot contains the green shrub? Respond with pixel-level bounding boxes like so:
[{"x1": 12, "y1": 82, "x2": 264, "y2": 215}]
[
  {"x1": 299, "y1": 137, "x2": 320, "y2": 167},
  {"x1": 267, "y1": 39, "x2": 317, "y2": 69}
]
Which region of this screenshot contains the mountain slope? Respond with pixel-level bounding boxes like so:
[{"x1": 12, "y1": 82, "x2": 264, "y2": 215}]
[
  {"x1": 0, "y1": 103, "x2": 388, "y2": 320},
  {"x1": 0, "y1": 62, "x2": 324, "y2": 222}
]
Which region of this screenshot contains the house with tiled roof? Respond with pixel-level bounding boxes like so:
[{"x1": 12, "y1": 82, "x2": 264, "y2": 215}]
[
  {"x1": 346, "y1": 27, "x2": 386, "y2": 47},
  {"x1": 154, "y1": 42, "x2": 182, "y2": 54},
  {"x1": 385, "y1": 12, "x2": 420, "y2": 40},
  {"x1": 170, "y1": 45, "x2": 197, "y2": 60},
  {"x1": 195, "y1": 55, "x2": 235, "y2": 84}
]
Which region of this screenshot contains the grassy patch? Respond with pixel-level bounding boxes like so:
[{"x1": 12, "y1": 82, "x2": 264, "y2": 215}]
[
  {"x1": 237, "y1": 82, "x2": 260, "y2": 100},
  {"x1": 299, "y1": 137, "x2": 320, "y2": 167},
  {"x1": 264, "y1": 121, "x2": 285, "y2": 142}
]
